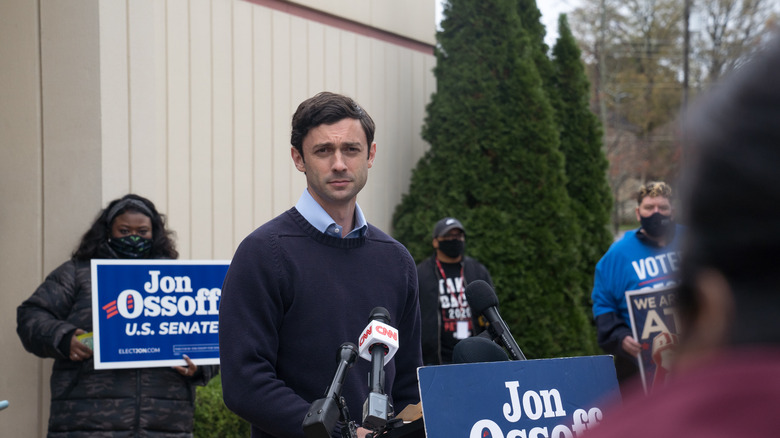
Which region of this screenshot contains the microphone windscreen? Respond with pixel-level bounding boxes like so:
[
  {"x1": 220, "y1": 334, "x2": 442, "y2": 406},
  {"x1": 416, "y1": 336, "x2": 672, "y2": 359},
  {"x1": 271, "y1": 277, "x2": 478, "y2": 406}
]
[
  {"x1": 465, "y1": 280, "x2": 499, "y2": 315},
  {"x1": 368, "y1": 306, "x2": 391, "y2": 324},
  {"x1": 338, "y1": 342, "x2": 359, "y2": 364},
  {"x1": 452, "y1": 335, "x2": 509, "y2": 364}
]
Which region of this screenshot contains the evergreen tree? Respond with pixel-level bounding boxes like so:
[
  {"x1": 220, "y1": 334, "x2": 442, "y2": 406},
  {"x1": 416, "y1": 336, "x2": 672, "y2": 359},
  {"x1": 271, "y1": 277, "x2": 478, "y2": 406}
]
[
  {"x1": 551, "y1": 14, "x2": 614, "y2": 309},
  {"x1": 516, "y1": 0, "x2": 559, "y2": 106},
  {"x1": 393, "y1": 0, "x2": 598, "y2": 358}
]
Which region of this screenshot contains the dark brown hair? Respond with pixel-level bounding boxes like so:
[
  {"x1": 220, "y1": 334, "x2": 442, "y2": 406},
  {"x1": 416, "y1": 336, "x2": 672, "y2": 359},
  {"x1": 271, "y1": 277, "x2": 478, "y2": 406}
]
[
  {"x1": 290, "y1": 92, "x2": 375, "y2": 159},
  {"x1": 72, "y1": 194, "x2": 178, "y2": 261}
]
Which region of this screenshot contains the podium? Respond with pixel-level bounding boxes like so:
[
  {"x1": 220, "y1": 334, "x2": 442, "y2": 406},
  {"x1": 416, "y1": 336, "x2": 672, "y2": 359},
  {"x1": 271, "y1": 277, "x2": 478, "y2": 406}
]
[{"x1": 417, "y1": 356, "x2": 621, "y2": 438}]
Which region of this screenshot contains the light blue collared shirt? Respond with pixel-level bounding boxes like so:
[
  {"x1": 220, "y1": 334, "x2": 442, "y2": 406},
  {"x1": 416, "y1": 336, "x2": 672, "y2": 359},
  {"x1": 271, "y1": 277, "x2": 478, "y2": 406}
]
[{"x1": 295, "y1": 189, "x2": 368, "y2": 238}]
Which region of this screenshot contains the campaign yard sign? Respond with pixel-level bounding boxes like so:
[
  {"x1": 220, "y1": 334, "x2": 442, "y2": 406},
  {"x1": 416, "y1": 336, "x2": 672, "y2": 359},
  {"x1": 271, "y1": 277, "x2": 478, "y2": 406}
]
[
  {"x1": 418, "y1": 356, "x2": 621, "y2": 438},
  {"x1": 91, "y1": 259, "x2": 229, "y2": 369},
  {"x1": 626, "y1": 285, "x2": 679, "y2": 394}
]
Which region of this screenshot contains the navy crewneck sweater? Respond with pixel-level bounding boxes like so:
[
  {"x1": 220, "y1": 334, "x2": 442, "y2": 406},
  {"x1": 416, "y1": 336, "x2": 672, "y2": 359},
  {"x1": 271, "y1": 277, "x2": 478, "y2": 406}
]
[{"x1": 219, "y1": 208, "x2": 422, "y2": 438}]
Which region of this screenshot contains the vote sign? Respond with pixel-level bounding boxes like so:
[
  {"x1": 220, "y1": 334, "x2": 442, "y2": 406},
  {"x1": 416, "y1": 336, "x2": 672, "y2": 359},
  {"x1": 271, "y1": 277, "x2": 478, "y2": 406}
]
[
  {"x1": 91, "y1": 259, "x2": 229, "y2": 369},
  {"x1": 626, "y1": 285, "x2": 679, "y2": 394}
]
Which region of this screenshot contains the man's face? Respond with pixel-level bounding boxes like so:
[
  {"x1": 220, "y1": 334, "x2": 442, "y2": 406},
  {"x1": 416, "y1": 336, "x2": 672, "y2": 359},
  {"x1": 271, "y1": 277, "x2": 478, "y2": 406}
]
[
  {"x1": 291, "y1": 118, "x2": 376, "y2": 212},
  {"x1": 636, "y1": 195, "x2": 672, "y2": 221}
]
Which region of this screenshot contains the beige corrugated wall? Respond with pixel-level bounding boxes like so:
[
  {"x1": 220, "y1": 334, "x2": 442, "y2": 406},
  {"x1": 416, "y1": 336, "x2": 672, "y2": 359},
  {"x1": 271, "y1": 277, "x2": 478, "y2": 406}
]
[{"x1": 0, "y1": 0, "x2": 435, "y2": 435}]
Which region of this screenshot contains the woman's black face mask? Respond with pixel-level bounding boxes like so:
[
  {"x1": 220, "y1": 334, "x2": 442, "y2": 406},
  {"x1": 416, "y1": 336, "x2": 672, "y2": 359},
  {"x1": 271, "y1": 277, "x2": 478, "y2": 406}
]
[{"x1": 109, "y1": 235, "x2": 152, "y2": 259}]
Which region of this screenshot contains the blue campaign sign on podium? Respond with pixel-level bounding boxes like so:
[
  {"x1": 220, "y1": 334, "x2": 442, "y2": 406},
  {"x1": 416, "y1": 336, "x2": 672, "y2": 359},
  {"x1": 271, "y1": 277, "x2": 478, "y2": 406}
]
[
  {"x1": 91, "y1": 259, "x2": 229, "y2": 369},
  {"x1": 418, "y1": 356, "x2": 621, "y2": 438}
]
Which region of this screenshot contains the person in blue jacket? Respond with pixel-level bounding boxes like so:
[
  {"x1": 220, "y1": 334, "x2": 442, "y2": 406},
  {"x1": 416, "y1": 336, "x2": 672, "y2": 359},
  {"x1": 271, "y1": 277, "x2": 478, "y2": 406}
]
[{"x1": 591, "y1": 181, "x2": 683, "y2": 384}]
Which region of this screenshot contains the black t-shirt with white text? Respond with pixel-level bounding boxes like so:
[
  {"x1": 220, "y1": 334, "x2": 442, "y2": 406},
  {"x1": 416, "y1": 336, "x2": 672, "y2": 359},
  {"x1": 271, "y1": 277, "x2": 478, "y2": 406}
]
[{"x1": 437, "y1": 261, "x2": 474, "y2": 362}]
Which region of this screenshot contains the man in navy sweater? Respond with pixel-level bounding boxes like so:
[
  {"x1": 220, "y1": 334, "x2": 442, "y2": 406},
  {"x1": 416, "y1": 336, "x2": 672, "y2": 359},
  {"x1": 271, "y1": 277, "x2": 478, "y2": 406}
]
[{"x1": 219, "y1": 92, "x2": 422, "y2": 438}]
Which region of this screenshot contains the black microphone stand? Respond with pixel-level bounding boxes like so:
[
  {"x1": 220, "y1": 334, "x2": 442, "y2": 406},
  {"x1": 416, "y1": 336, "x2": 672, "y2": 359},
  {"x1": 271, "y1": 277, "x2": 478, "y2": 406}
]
[
  {"x1": 303, "y1": 343, "x2": 360, "y2": 438},
  {"x1": 336, "y1": 396, "x2": 358, "y2": 438},
  {"x1": 304, "y1": 393, "x2": 358, "y2": 438}
]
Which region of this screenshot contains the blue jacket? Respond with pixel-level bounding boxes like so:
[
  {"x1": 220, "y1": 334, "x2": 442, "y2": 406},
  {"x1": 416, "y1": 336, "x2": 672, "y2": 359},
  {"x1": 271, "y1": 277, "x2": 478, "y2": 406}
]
[{"x1": 591, "y1": 226, "x2": 683, "y2": 356}]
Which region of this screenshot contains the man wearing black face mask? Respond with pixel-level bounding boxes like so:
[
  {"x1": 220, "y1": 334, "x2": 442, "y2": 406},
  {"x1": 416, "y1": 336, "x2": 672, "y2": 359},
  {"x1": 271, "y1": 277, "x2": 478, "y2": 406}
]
[
  {"x1": 417, "y1": 217, "x2": 494, "y2": 364},
  {"x1": 591, "y1": 181, "x2": 683, "y2": 389}
]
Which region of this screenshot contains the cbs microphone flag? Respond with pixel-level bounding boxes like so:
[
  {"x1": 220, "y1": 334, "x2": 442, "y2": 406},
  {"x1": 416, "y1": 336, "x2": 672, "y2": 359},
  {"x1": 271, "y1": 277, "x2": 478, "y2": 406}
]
[{"x1": 90, "y1": 259, "x2": 229, "y2": 369}]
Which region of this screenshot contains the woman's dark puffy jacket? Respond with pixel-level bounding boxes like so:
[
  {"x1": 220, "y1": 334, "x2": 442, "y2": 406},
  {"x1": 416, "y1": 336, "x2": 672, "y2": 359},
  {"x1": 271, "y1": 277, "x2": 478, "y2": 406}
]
[{"x1": 17, "y1": 254, "x2": 218, "y2": 437}]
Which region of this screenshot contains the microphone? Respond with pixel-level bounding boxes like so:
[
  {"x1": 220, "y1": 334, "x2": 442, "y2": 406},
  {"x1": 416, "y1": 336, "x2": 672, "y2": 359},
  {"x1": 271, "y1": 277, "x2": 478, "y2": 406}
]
[
  {"x1": 302, "y1": 342, "x2": 359, "y2": 438},
  {"x1": 465, "y1": 280, "x2": 526, "y2": 360},
  {"x1": 357, "y1": 307, "x2": 399, "y2": 431},
  {"x1": 452, "y1": 333, "x2": 510, "y2": 364}
]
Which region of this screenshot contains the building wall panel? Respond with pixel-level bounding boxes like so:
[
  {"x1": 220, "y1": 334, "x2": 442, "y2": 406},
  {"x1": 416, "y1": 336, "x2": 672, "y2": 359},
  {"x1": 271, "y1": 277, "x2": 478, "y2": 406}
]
[{"x1": 1, "y1": 0, "x2": 435, "y2": 434}]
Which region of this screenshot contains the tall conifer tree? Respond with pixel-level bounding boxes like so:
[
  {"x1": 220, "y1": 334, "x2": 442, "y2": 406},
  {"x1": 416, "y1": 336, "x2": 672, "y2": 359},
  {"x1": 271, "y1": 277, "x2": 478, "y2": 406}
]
[
  {"x1": 551, "y1": 14, "x2": 614, "y2": 308},
  {"x1": 516, "y1": 0, "x2": 559, "y2": 109},
  {"x1": 393, "y1": 0, "x2": 598, "y2": 358}
]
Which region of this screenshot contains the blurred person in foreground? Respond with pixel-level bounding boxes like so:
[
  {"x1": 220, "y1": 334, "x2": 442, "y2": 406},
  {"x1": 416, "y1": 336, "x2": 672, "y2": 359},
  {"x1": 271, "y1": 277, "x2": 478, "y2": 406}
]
[
  {"x1": 17, "y1": 194, "x2": 218, "y2": 437},
  {"x1": 585, "y1": 35, "x2": 780, "y2": 437}
]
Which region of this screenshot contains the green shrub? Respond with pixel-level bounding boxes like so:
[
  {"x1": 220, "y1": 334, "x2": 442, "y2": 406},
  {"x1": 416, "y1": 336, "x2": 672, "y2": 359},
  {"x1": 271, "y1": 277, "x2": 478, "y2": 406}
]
[{"x1": 194, "y1": 374, "x2": 250, "y2": 437}]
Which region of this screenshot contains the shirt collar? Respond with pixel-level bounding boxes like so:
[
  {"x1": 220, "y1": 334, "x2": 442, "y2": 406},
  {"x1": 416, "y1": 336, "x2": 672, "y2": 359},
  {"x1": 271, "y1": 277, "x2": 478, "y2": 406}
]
[{"x1": 295, "y1": 189, "x2": 368, "y2": 238}]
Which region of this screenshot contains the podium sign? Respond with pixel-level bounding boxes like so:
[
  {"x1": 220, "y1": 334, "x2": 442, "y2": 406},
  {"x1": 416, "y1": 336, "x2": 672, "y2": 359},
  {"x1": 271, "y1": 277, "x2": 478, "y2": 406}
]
[{"x1": 418, "y1": 356, "x2": 620, "y2": 438}]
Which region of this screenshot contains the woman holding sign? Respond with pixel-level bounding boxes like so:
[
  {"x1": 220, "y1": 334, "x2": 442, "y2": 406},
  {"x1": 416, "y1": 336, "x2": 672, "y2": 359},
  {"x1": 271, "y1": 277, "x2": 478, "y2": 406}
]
[{"x1": 17, "y1": 194, "x2": 218, "y2": 437}]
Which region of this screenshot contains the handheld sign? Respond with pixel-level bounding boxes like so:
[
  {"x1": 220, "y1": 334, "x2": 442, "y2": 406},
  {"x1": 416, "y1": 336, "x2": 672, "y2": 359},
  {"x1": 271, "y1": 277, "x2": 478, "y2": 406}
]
[
  {"x1": 626, "y1": 285, "x2": 679, "y2": 394},
  {"x1": 91, "y1": 259, "x2": 229, "y2": 369},
  {"x1": 418, "y1": 356, "x2": 621, "y2": 438}
]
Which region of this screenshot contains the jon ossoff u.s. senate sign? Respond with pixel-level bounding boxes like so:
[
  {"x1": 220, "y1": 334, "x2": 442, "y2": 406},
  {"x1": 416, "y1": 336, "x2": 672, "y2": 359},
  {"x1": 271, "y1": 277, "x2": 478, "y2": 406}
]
[{"x1": 90, "y1": 259, "x2": 229, "y2": 370}]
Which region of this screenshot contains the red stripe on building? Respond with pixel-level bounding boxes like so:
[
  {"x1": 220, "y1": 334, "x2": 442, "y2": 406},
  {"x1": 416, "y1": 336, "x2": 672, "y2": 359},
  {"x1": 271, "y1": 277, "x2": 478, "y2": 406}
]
[{"x1": 244, "y1": 0, "x2": 435, "y2": 55}]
